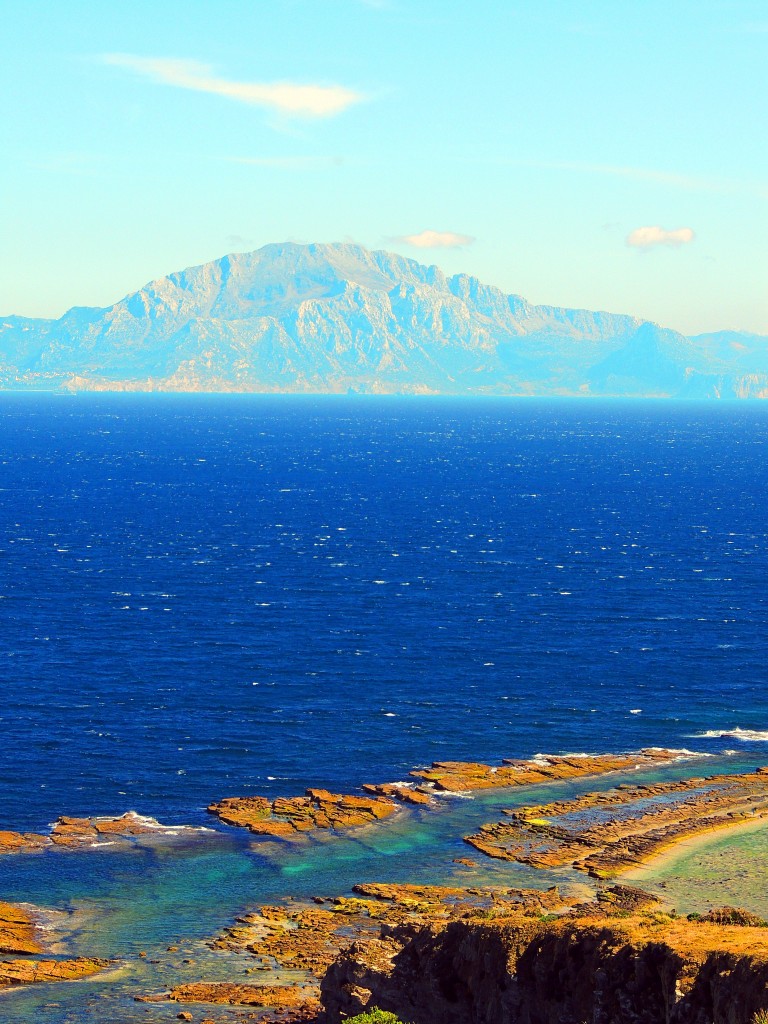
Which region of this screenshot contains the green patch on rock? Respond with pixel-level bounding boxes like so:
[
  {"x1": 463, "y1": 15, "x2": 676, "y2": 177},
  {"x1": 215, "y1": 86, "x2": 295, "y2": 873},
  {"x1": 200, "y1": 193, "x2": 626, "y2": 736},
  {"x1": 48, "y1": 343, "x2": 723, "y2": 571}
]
[{"x1": 345, "y1": 1009, "x2": 409, "y2": 1024}]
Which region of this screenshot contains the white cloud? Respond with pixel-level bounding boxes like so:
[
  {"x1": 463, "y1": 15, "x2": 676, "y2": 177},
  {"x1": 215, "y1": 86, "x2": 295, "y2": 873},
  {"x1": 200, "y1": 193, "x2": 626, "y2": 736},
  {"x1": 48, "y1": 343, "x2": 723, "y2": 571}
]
[
  {"x1": 103, "y1": 55, "x2": 364, "y2": 117},
  {"x1": 626, "y1": 225, "x2": 695, "y2": 249},
  {"x1": 397, "y1": 229, "x2": 475, "y2": 249}
]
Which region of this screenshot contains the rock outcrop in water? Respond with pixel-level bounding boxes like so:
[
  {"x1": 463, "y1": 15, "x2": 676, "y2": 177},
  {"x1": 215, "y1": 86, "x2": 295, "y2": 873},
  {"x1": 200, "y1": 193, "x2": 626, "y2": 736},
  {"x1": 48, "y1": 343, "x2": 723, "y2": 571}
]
[
  {"x1": 3, "y1": 242, "x2": 766, "y2": 397},
  {"x1": 0, "y1": 902, "x2": 42, "y2": 955},
  {"x1": 207, "y1": 788, "x2": 400, "y2": 839},
  {"x1": 136, "y1": 981, "x2": 321, "y2": 1012},
  {"x1": 0, "y1": 956, "x2": 112, "y2": 988},
  {"x1": 0, "y1": 750, "x2": 690, "y2": 855},
  {"x1": 207, "y1": 750, "x2": 682, "y2": 842},
  {"x1": 409, "y1": 749, "x2": 678, "y2": 793},
  {"x1": 0, "y1": 811, "x2": 202, "y2": 855}
]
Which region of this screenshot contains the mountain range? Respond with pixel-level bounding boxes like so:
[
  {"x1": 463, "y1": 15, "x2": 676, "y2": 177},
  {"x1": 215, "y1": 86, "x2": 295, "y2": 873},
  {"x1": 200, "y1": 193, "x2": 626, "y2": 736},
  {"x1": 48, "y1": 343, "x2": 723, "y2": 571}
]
[{"x1": 2, "y1": 242, "x2": 766, "y2": 397}]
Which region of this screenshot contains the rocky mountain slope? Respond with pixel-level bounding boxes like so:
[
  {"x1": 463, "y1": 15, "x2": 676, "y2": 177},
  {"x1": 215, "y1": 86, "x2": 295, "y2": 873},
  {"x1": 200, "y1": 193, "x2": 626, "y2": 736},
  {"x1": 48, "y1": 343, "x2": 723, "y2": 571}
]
[{"x1": 2, "y1": 243, "x2": 766, "y2": 397}]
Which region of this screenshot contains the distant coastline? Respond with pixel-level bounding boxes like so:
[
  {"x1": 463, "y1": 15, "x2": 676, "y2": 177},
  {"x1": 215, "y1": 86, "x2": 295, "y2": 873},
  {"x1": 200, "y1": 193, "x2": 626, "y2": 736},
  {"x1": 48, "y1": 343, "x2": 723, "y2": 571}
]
[{"x1": 3, "y1": 243, "x2": 767, "y2": 398}]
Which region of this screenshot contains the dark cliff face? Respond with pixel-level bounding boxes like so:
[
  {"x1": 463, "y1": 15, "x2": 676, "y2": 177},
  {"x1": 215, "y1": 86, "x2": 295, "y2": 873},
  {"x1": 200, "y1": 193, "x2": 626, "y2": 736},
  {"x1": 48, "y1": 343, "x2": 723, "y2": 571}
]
[{"x1": 320, "y1": 917, "x2": 768, "y2": 1024}]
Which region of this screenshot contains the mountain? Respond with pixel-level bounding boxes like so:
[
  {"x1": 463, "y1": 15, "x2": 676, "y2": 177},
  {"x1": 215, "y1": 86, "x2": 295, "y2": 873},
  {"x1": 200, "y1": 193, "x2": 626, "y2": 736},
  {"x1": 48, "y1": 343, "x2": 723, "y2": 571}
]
[{"x1": 1, "y1": 242, "x2": 766, "y2": 397}]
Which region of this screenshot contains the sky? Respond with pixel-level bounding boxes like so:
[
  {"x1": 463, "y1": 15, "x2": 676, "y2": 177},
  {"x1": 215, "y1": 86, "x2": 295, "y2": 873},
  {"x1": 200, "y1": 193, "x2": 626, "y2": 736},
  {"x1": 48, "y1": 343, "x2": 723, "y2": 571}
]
[{"x1": 1, "y1": 0, "x2": 766, "y2": 335}]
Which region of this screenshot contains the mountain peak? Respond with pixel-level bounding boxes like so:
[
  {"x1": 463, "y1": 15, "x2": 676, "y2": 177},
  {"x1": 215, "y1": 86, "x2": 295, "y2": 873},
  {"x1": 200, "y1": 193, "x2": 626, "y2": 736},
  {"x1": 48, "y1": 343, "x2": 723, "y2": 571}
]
[{"x1": 1, "y1": 243, "x2": 766, "y2": 398}]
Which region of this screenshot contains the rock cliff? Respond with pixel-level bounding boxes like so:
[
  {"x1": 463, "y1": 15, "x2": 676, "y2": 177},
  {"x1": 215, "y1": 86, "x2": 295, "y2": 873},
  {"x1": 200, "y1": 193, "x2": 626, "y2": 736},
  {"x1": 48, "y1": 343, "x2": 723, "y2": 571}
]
[{"x1": 321, "y1": 912, "x2": 768, "y2": 1024}]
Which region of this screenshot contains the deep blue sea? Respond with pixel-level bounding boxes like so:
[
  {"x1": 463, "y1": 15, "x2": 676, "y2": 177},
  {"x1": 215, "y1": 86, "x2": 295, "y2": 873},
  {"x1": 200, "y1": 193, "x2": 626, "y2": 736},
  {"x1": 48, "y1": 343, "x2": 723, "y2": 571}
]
[
  {"x1": 1, "y1": 395, "x2": 768, "y2": 1023},
  {"x1": 1, "y1": 395, "x2": 768, "y2": 831}
]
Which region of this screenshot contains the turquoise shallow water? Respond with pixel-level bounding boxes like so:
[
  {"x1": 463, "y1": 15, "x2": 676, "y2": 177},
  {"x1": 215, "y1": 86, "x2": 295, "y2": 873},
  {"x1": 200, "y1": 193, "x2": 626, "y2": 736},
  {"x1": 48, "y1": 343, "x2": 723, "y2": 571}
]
[
  {"x1": 2, "y1": 753, "x2": 767, "y2": 1023},
  {"x1": 623, "y1": 814, "x2": 768, "y2": 920}
]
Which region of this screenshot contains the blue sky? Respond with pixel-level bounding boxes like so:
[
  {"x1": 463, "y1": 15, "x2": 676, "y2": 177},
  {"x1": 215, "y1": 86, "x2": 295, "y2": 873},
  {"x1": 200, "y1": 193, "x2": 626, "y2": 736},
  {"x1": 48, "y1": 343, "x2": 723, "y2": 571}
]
[{"x1": 1, "y1": 0, "x2": 766, "y2": 334}]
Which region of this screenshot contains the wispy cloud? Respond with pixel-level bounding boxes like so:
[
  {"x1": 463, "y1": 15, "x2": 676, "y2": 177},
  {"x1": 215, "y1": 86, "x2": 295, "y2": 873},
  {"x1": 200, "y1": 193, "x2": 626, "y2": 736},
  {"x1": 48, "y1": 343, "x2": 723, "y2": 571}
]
[
  {"x1": 626, "y1": 225, "x2": 695, "y2": 249},
  {"x1": 102, "y1": 55, "x2": 365, "y2": 117},
  {"x1": 395, "y1": 229, "x2": 475, "y2": 249}
]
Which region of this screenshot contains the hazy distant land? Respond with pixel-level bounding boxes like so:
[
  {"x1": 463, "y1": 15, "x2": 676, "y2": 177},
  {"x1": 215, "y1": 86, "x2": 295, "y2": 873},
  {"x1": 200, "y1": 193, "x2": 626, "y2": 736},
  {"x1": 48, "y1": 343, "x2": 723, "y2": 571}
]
[{"x1": 2, "y1": 242, "x2": 766, "y2": 398}]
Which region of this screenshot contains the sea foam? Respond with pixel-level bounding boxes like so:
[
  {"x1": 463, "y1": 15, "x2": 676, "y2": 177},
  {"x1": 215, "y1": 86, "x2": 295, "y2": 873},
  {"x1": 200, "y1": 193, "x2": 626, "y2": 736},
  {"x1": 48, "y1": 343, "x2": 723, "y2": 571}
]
[{"x1": 694, "y1": 727, "x2": 768, "y2": 742}]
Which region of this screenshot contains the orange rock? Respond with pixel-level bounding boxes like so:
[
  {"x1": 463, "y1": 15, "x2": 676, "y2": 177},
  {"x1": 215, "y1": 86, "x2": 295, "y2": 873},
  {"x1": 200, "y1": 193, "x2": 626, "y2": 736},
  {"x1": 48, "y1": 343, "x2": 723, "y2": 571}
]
[
  {"x1": 411, "y1": 749, "x2": 681, "y2": 793},
  {"x1": 351, "y1": 883, "x2": 468, "y2": 904},
  {"x1": 0, "y1": 902, "x2": 43, "y2": 955},
  {"x1": 1, "y1": 811, "x2": 186, "y2": 855},
  {"x1": 0, "y1": 957, "x2": 111, "y2": 987},
  {"x1": 138, "y1": 982, "x2": 320, "y2": 1009},
  {"x1": 0, "y1": 831, "x2": 50, "y2": 855},
  {"x1": 49, "y1": 818, "x2": 99, "y2": 847},
  {"x1": 208, "y1": 788, "x2": 398, "y2": 838},
  {"x1": 49, "y1": 811, "x2": 166, "y2": 847},
  {"x1": 91, "y1": 813, "x2": 159, "y2": 836},
  {"x1": 362, "y1": 783, "x2": 433, "y2": 806}
]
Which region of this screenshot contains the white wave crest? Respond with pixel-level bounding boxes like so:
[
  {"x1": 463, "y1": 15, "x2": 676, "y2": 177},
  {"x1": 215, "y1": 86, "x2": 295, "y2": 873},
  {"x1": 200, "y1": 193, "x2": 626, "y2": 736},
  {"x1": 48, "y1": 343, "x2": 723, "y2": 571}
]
[
  {"x1": 47, "y1": 812, "x2": 216, "y2": 836},
  {"x1": 694, "y1": 727, "x2": 768, "y2": 742},
  {"x1": 118, "y1": 812, "x2": 215, "y2": 835},
  {"x1": 641, "y1": 746, "x2": 712, "y2": 760}
]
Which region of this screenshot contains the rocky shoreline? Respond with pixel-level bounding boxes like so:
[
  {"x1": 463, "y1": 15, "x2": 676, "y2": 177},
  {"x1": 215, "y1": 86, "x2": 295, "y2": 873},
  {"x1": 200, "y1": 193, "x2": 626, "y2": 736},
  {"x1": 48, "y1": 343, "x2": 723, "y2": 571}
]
[
  {"x1": 4, "y1": 751, "x2": 768, "y2": 1021},
  {"x1": 7, "y1": 877, "x2": 768, "y2": 1023},
  {"x1": 136, "y1": 882, "x2": 768, "y2": 1023},
  {"x1": 204, "y1": 749, "x2": 683, "y2": 843},
  {"x1": 0, "y1": 749, "x2": 684, "y2": 855}
]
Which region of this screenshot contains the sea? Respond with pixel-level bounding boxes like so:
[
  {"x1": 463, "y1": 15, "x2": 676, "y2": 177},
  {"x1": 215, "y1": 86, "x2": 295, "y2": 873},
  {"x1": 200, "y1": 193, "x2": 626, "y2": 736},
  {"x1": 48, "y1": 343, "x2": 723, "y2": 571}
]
[{"x1": 1, "y1": 394, "x2": 768, "y2": 1023}]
